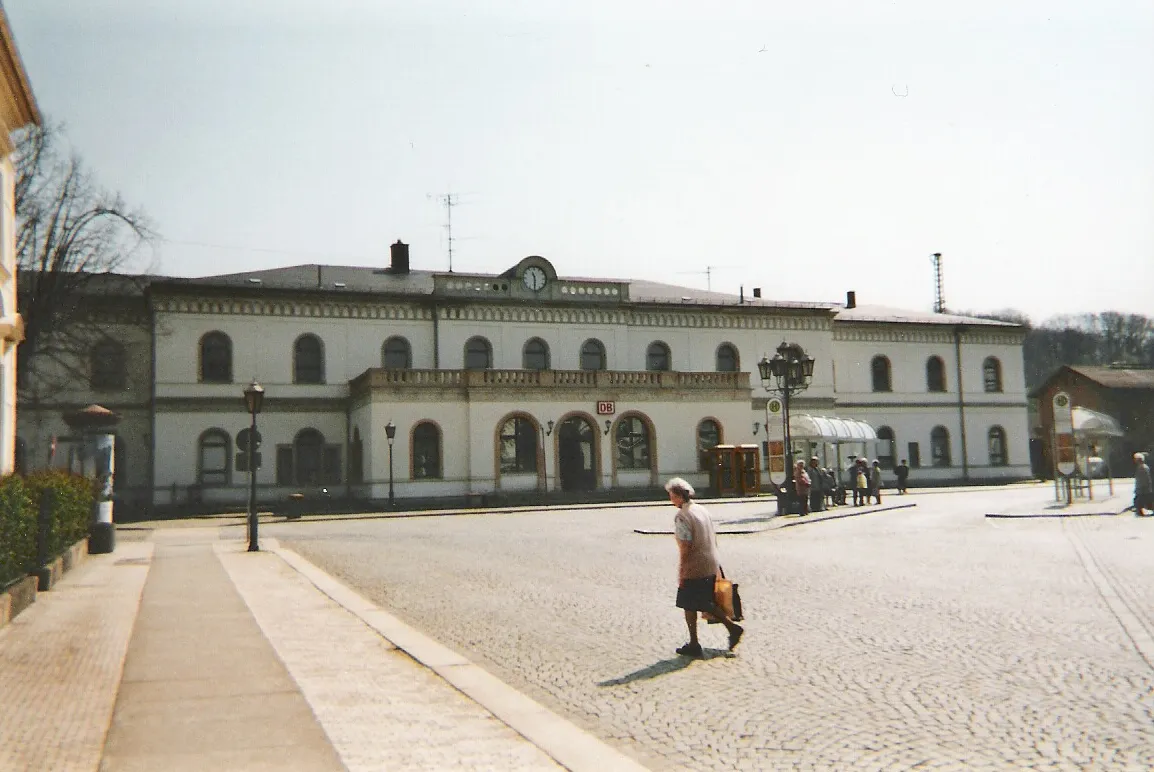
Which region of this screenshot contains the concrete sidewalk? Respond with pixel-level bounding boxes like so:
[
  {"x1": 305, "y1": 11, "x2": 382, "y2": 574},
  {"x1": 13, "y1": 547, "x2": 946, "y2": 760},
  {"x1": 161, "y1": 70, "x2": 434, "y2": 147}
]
[
  {"x1": 985, "y1": 480, "x2": 1137, "y2": 518},
  {"x1": 0, "y1": 528, "x2": 645, "y2": 771}
]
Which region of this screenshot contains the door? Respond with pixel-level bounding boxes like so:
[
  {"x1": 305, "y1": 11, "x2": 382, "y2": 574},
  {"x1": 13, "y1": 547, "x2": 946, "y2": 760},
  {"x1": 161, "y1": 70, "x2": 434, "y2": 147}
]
[{"x1": 558, "y1": 417, "x2": 596, "y2": 491}]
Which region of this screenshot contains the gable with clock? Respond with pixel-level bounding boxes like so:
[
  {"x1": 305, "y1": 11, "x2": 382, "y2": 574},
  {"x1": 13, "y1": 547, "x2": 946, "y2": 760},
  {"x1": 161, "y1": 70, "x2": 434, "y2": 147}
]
[{"x1": 432, "y1": 256, "x2": 628, "y2": 303}]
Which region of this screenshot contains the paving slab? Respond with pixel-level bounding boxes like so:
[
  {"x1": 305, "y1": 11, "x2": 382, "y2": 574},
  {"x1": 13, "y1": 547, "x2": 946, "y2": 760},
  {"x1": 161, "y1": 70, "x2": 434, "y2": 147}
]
[
  {"x1": 100, "y1": 530, "x2": 344, "y2": 772},
  {"x1": 0, "y1": 542, "x2": 151, "y2": 772}
]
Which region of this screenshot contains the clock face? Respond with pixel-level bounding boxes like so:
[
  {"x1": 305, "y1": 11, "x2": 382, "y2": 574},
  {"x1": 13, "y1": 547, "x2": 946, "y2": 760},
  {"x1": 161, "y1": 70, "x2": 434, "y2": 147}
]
[{"x1": 523, "y1": 266, "x2": 547, "y2": 291}]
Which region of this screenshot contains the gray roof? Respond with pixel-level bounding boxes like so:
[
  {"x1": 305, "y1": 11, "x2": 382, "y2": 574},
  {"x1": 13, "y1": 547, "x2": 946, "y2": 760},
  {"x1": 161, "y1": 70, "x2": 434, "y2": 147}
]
[
  {"x1": 156, "y1": 264, "x2": 838, "y2": 311},
  {"x1": 834, "y1": 303, "x2": 1022, "y2": 328}
]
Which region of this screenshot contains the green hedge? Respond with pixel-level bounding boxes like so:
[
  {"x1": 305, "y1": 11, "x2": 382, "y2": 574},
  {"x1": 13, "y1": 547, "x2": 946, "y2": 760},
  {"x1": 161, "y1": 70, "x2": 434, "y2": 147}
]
[{"x1": 0, "y1": 471, "x2": 96, "y2": 588}]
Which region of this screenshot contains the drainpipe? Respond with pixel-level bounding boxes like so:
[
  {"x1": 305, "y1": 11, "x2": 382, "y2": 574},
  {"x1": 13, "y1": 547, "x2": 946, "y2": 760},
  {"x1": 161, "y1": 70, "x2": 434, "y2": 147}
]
[
  {"x1": 148, "y1": 291, "x2": 158, "y2": 511},
  {"x1": 954, "y1": 325, "x2": 969, "y2": 482},
  {"x1": 432, "y1": 301, "x2": 440, "y2": 369}
]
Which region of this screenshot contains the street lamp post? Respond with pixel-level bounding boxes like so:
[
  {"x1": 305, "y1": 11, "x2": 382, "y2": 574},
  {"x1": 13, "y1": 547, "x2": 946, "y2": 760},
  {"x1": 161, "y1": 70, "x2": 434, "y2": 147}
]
[
  {"x1": 385, "y1": 421, "x2": 396, "y2": 508},
  {"x1": 243, "y1": 380, "x2": 265, "y2": 551},
  {"x1": 758, "y1": 341, "x2": 815, "y2": 514}
]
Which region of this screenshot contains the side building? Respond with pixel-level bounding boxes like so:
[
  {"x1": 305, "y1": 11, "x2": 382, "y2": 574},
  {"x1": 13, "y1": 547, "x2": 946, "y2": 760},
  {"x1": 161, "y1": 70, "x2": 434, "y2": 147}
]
[
  {"x1": 18, "y1": 244, "x2": 1033, "y2": 512},
  {"x1": 0, "y1": 8, "x2": 40, "y2": 474}
]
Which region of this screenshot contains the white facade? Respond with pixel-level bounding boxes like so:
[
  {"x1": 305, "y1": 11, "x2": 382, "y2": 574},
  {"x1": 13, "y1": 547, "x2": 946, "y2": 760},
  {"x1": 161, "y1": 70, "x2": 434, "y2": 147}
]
[{"x1": 16, "y1": 252, "x2": 1031, "y2": 512}]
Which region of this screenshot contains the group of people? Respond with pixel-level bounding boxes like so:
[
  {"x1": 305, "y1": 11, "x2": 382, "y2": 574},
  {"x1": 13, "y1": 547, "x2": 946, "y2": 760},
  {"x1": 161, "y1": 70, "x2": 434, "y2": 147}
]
[{"x1": 791, "y1": 456, "x2": 910, "y2": 515}]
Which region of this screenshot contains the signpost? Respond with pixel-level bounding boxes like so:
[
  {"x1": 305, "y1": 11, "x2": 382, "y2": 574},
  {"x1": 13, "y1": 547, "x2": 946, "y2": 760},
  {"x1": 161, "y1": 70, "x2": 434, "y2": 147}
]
[
  {"x1": 765, "y1": 397, "x2": 786, "y2": 486},
  {"x1": 1052, "y1": 391, "x2": 1075, "y2": 504}
]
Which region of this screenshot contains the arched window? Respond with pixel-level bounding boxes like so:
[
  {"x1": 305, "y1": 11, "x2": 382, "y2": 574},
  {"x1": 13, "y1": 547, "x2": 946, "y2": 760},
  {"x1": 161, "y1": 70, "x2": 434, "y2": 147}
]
[
  {"x1": 499, "y1": 416, "x2": 538, "y2": 473},
  {"x1": 199, "y1": 332, "x2": 233, "y2": 383},
  {"x1": 580, "y1": 339, "x2": 606, "y2": 371},
  {"x1": 871, "y1": 355, "x2": 892, "y2": 392},
  {"x1": 697, "y1": 419, "x2": 721, "y2": 471},
  {"x1": 615, "y1": 415, "x2": 652, "y2": 470},
  {"x1": 983, "y1": 357, "x2": 1003, "y2": 393},
  {"x1": 988, "y1": 426, "x2": 1008, "y2": 466},
  {"x1": 198, "y1": 429, "x2": 231, "y2": 486},
  {"x1": 523, "y1": 338, "x2": 550, "y2": 370},
  {"x1": 91, "y1": 339, "x2": 127, "y2": 391},
  {"x1": 382, "y1": 336, "x2": 412, "y2": 369},
  {"x1": 464, "y1": 336, "x2": 492, "y2": 370},
  {"x1": 876, "y1": 426, "x2": 896, "y2": 469},
  {"x1": 646, "y1": 342, "x2": 671, "y2": 372},
  {"x1": 930, "y1": 426, "x2": 951, "y2": 467},
  {"x1": 293, "y1": 429, "x2": 326, "y2": 485},
  {"x1": 293, "y1": 334, "x2": 325, "y2": 384},
  {"x1": 412, "y1": 422, "x2": 442, "y2": 479},
  {"x1": 926, "y1": 356, "x2": 947, "y2": 392},
  {"x1": 715, "y1": 344, "x2": 738, "y2": 373}
]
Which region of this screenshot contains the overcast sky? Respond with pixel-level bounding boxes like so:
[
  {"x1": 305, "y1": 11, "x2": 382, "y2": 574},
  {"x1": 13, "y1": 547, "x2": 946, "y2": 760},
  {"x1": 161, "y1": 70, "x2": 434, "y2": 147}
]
[{"x1": 7, "y1": 0, "x2": 1153, "y2": 322}]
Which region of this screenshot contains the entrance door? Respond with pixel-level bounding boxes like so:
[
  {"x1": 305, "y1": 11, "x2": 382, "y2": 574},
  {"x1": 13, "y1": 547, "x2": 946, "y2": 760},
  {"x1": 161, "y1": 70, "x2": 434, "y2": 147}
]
[{"x1": 558, "y1": 417, "x2": 595, "y2": 491}]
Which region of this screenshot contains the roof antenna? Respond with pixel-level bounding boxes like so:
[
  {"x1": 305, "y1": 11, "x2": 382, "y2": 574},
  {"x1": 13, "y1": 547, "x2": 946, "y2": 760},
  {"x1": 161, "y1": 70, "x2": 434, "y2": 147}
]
[
  {"x1": 931, "y1": 252, "x2": 945, "y2": 313},
  {"x1": 430, "y1": 193, "x2": 460, "y2": 272}
]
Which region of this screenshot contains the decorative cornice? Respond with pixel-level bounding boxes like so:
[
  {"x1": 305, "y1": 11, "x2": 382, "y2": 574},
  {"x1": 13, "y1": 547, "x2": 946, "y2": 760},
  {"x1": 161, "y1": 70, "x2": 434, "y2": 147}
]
[
  {"x1": 834, "y1": 400, "x2": 1029, "y2": 409},
  {"x1": 154, "y1": 293, "x2": 831, "y2": 331},
  {"x1": 833, "y1": 327, "x2": 1023, "y2": 346}
]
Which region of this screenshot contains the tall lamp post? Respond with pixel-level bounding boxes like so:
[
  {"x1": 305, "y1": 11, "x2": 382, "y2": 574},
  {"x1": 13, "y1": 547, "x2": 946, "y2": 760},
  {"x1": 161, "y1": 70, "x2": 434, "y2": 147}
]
[
  {"x1": 243, "y1": 380, "x2": 265, "y2": 552},
  {"x1": 758, "y1": 341, "x2": 815, "y2": 513},
  {"x1": 385, "y1": 421, "x2": 396, "y2": 508}
]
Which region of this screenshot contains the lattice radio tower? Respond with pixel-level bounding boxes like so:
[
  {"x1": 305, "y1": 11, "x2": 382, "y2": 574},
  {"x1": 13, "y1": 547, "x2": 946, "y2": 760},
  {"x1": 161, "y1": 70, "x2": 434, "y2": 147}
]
[{"x1": 931, "y1": 252, "x2": 946, "y2": 313}]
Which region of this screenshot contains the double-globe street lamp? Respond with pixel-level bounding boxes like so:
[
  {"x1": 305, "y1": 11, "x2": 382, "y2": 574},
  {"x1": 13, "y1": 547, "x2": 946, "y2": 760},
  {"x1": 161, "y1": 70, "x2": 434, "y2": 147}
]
[
  {"x1": 385, "y1": 421, "x2": 396, "y2": 508},
  {"x1": 757, "y1": 341, "x2": 815, "y2": 513},
  {"x1": 243, "y1": 379, "x2": 265, "y2": 552}
]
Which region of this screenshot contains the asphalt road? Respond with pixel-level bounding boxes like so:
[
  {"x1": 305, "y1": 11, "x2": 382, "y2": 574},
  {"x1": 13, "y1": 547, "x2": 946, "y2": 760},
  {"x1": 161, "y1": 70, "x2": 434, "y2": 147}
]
[{"x1": 271, "y1": 485, "x2": 1154, "y2": 771}]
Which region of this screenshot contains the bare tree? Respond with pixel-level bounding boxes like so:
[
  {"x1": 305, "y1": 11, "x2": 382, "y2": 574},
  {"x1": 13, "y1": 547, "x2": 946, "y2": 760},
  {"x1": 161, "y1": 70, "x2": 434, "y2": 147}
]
[{"x1": 15, "y1": 121, "x2": 156, "y2": 398}]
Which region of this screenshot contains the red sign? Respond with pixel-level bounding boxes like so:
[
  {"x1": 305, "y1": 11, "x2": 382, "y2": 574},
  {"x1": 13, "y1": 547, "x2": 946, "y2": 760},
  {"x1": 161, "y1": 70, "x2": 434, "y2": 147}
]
[{"x1": 596, "y1": 401, "x2": 615, "y2": 415}]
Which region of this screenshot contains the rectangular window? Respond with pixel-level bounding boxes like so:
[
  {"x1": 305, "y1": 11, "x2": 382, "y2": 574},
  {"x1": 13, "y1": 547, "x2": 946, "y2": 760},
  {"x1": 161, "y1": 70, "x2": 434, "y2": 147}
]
[
  {"x1": 908, "y1": 442, "x2": 921, "y2": 468},
  {"x1": 276, "y1": 446, "x2": 294, "y2": 485},
  {"x1": 323, "y1": 446, "x2": 342, "y2": 485}
]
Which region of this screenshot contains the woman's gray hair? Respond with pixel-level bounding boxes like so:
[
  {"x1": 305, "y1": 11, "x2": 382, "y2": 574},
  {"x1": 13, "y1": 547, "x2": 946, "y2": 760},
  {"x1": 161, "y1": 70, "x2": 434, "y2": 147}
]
[{"x1": 664, "y1": 477, "x2": 695, "y2": 499}]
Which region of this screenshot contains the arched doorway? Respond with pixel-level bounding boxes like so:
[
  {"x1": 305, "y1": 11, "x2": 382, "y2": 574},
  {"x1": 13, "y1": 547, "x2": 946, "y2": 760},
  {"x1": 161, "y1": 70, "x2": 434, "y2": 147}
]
[{"x1": 557, "y1": 416, "x2": 596, "y2": 491}]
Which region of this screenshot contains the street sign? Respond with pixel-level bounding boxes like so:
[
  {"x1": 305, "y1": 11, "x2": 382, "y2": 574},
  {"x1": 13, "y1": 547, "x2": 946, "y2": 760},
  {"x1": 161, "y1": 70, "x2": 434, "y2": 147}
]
[
  {"x1": 1052, "y1": 391, "x2": 1075, "y2": 476},
  {"x1": 237, "y1": 428, "x2": 262, "y2": 453},
  {"x1": 236, "y1": 451, "x2": 262, "y2": 472}
]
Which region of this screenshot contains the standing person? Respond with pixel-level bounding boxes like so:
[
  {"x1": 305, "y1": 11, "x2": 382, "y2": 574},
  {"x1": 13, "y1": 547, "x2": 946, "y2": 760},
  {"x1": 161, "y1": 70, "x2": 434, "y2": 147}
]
[
  {"x1": 666, "y1": 478, "x2": 744, "y2": 657},
  {"x1": 870, "y1": 459, "x2": 883, "y2": 504},
  {"x1": 894, "y1": 459, "x2": 910, "y2": 494},
  {"x1": 794, "y1": 460, "x2": 811, "y2": 516},
  {"x1": 808, "y1": 457, "x2": 825, "y2": 513},
  {"x1": 854, "y1": 458, "x2": 870, "y2": 506},
  {"x1": 1135, "y1": 453, "x2": 1152, "y2": 517}
]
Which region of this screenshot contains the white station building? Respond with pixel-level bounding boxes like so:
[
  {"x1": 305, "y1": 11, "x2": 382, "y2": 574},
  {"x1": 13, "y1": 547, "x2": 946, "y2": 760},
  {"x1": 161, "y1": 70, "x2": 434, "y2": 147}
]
[{"x1": 16, "y1": 243, "x2": 1031, "y2": 512}]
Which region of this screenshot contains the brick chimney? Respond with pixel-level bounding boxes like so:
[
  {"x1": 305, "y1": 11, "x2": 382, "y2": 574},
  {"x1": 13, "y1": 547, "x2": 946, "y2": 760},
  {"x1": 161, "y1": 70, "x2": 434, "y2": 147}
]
[
  {"x1": 389, "y1": 241, "x2": 410, "y2": 274},
  {"x1": 846, "y1": 290, "x2": 856, "y2": 309}
]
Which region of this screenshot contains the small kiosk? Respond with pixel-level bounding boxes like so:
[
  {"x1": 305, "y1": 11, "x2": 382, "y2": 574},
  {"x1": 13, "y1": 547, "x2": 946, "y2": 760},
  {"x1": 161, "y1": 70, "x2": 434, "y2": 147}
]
[{"x1": 709, "y1": 444, "x2": 762, "y2": 496}]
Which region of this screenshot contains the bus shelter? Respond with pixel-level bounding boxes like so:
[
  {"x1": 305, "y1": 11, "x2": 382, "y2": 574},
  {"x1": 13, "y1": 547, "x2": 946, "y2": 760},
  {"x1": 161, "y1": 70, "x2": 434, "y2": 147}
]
[
  {"x1": 1070, "y1": 406, "x2": 1124, "y2": 499},
  {"x1": 788, "y1": 415, "x2": 879, "y2": 487}
]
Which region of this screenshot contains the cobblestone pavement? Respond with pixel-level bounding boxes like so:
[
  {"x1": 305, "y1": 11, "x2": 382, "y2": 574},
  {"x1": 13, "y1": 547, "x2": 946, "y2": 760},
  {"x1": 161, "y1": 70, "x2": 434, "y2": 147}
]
[
  {"x1": 216, "y1": 539, "x2": 564, "y2": 771},
  {"x1": 0, "y1": 543, "x2": 152, "y2": 772},
  {"x1": 273, "y1": 485, "x2": 1154, "y2": 771}
]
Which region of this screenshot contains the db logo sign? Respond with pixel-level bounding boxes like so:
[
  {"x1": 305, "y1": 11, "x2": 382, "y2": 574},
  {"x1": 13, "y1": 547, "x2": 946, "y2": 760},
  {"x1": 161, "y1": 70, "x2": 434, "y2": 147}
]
[{"x1": 596, "y1": 401, "x2": 616, "y2": 415}]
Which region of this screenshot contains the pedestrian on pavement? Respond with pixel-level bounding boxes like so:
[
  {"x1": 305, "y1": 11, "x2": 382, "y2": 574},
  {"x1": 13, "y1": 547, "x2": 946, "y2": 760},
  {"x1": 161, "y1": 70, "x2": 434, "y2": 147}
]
[
  {"x1": 1135, "y1": 452, "x2": 1153, "y2": 516},
  {"x1": 666, "y1": 477, "x2": 744, "y2": 657},
  {"x1": 807, "y1": 457, "x2": 825, "y2": 513},
  {"x1": 794, "y1": 460, "x2": 812, "y2": 516},
  {"x1": 853, "y1": 458, "x2": 870, "y2": 506},
  {"x1": 870, "y1": 460, "x2": 883, "y2": 505},
  {"x1": 895, "y1": 459, "x2": 910, "y2": 494}
]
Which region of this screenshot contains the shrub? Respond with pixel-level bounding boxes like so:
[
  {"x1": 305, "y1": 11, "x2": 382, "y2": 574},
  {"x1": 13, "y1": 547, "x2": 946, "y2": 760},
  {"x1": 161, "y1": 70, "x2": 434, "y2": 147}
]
[
  {"x1": 0, "y1": 471, "x2": 95, "y2": 587},
  {"x1": 23, "y1": 470, "x2": 96, "y2": 559},
  {"x1": 0, "y1": 476, "x2": 36, "y2": 587}
]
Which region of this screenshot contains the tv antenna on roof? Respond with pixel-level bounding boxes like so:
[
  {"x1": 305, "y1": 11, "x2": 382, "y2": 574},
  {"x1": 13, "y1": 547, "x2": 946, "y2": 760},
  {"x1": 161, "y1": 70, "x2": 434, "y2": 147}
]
[
  {"x1": 674, "y1": 265, "x2": 735, "y2": 292},
  {"x1": 428, "y1": 192, "x2": 475, "y2": 273}
]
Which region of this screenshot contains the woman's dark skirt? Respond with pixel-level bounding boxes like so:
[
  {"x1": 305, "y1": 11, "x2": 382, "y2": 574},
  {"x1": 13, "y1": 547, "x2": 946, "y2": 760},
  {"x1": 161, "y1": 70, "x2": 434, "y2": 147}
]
[{"x1": 675, "y1": 576, "x2": 717, "y2": 612}]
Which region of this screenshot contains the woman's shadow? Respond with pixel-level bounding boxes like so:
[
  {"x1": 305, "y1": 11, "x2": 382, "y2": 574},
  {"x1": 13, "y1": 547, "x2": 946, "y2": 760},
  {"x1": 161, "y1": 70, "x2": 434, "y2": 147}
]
[{"x1": 597, "y1": 650, "x2": 730, "y2": 687}]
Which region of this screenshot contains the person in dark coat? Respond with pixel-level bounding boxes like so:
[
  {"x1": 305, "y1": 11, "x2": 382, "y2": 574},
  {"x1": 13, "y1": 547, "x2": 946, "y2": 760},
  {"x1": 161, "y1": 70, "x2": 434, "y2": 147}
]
[
  {"x1": 807, "y1": 457, "x2": 825, "y2": 513},
  {"x1": 870, "y1": 459, "x2": 883, "y2": 504},
  {"x1": 1135, "y1": 453, "x2": 1153, "y2": 516},
  {"x1": 894, "y1": 459, "x2": 910, "y2": 493}
]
